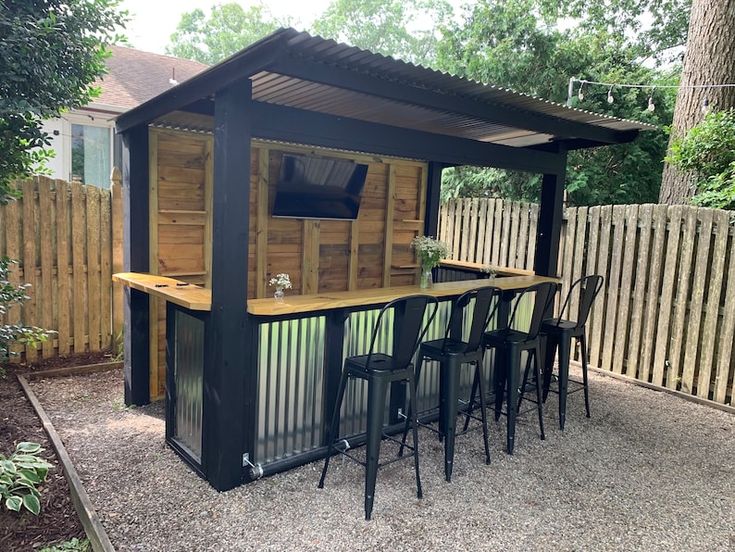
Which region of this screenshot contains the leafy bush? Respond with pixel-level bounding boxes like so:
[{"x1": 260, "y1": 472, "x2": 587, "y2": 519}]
[
  {"x1": 0, "y1": 256, "x2": 49, "y2": 373},
  {"x1": 40, "y1": 538, "x2": 91, "y2": 552},
  {"x1": 667, "y1": 109, "x2": 735, "y2": 209},
  {"x1": 0, "y1": 441, "x2": 52, "y2": 515}
]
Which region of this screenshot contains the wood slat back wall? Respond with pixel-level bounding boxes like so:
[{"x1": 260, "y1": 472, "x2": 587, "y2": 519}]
[
  {"x1": 0, "y1": 177, "x2": 114, "y2": 361},
  {"x1": 149, "y1": 127, "x2": 427, "y2": 398},
  {"x1": 439, "y1": 198, "x2": 735, "y2": 408}
]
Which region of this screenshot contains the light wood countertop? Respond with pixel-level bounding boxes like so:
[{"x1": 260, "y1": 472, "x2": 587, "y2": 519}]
[
  {"x1": 114, "y1": 272, "x2": 559, "y2": 316},
  {"x1": 439, "y1": 259, "x2": 535, "y2": 276}
]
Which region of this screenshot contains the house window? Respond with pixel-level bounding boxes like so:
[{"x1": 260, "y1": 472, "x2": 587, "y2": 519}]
[{"x1": 71, "y1": 124, "x2": 111, "y2": 188}]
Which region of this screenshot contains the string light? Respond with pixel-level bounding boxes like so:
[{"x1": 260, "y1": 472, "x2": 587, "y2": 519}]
[
  {"x1": 702, "y1": 98, "x2": 710, "y2": 114},
  {"x1": 647, "y1": 95, "x2": 655, "y2": 112},
  {"x1": 577, "y1": 82, "x2": 585, "y2": 102},
  {"x1": 607, "y1": 86, "x2": 614, "y2": 104}
]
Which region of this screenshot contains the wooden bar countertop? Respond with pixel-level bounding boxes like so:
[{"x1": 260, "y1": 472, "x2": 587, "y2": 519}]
[
  {"x1": 439, "y1": 259, "x2": 534, "y2": 276},
  {"x1": 114, "y1": 272, "x2": 559, "y2": 316}
]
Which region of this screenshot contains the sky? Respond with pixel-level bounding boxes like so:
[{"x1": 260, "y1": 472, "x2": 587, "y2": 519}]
[{"x1": 121, "y1": 0, "x2": 342, "y2": 54}]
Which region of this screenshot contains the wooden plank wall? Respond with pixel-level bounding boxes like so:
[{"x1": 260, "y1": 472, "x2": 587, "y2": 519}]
[
  {"x1": 439, "y1": 198, "x2": 735, "y2": 407},
  {"x1": 149, "y1": 128, "x2": 427, "y2": 398},
  {"x1": 0, "y1": 177, "x2": 114, "y2": 361}
]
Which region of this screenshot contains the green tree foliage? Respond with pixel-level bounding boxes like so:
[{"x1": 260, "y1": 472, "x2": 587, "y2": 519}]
[
  {"x1": 312, "y1": 0, "x2": 451, "y2": 65},
  {"x1": 666, "y1": 108, "x2": 735, "y2": 209},
  {"x1": 435, "y1": 0, "x2": 680, "y2": 205},
  {"x1": 0, "y1": 0, "x2": 126, "y2": 203},
  {"x1": 166, "y1": 3, "x2": 286, "y2": 65}
]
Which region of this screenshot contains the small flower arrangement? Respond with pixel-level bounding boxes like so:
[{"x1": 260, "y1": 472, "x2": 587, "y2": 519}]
[
  {"x1": 269, "y1": 273, "x2": 292, "y2": 302},
  {"x1": 269, "y1": 273, "x2": 292, "y2": 290},
  {"x1": 411, "y1": 236, "x2": 450, "y2": 288}
]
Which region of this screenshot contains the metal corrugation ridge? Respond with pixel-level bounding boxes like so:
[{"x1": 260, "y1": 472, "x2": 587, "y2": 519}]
[{"x1": 281, "y1": 29, "x2": 655, "y2": 132}]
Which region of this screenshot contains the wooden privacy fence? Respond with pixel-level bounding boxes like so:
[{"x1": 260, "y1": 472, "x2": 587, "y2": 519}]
[
  {"x1": 0, "y1": 176, "x2": 124, "y2": 361},
  {"x1": 439, "y1": 198, "x2": 735, "y2": 407}
]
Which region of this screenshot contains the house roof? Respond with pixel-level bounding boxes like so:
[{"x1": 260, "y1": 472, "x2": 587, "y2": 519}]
[
  {"x1": 94, "y1": 46, "x2": 208, "y2": 111},
  {"x1": 117, "y1": 28, "x2": 653, "y2": 163}
]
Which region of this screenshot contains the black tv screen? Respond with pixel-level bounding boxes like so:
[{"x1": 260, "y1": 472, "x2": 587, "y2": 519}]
[{"x1": 272, "y1": 154, "x2": 368, "y2": 220}]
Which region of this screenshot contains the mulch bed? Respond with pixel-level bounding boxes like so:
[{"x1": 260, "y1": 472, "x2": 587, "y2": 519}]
[{"x1": 0, "y1": 351, "x2": 111, "y2": 551}]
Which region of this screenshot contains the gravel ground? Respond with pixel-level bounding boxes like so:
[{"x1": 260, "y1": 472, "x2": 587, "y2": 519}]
[{"x1": 31, "y1": 368, "x2": 734, "y2": 552}]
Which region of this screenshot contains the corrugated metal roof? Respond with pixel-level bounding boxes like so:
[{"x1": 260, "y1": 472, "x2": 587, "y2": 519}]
[{"x1": 119, "y1": 27, "x2": 654, "y2": 150}]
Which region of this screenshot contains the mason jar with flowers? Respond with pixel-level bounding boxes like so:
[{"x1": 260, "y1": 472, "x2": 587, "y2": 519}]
[
  {"x1": 411, "y1": 236, "x2": 450, "y2": 289},
  {"x1": 269, "y1": 273, "x2": 292, "y2": 302}
]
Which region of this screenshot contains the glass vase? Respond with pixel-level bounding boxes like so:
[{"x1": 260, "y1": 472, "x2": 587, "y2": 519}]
[
  {"x1": 419, "y1": 267, "x2": 433, "y2": 289},
  {"x1": 274, "y1": 287, "x2": 285, "y2": 302}
]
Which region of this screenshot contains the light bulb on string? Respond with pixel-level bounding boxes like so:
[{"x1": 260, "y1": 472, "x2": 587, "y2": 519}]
[
  {"x1": 578, "y1": 82, "x2": 585, "y2": 102},
  {"x1": 701, "y1": 98, "x2": 710, "y2": 114},
  {"x1": 647, "y1": 96, "x2": 655, "y2": 112},
  {"x1": 607, "y1": 86, "x2": 614, "y2": 104}
]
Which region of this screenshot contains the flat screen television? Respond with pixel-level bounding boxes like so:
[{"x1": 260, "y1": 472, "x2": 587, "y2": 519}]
[{"x1": 272, "y1": 153, "x2": 368, "y2": 220}]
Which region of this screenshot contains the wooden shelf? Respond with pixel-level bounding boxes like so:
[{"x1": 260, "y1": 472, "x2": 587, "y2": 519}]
[
  {"x1": 161, "y1": 271, "x2": 207, "y2": 277},
  {"x1": 391, "y1": 263, "x2": 419, "y2": 270},
  {"x1": 401, "y1": 219, "x2": 424, "y2": 224},
  {"x1": 159, "y1": 209, "x2": 207, "y2": 215}
]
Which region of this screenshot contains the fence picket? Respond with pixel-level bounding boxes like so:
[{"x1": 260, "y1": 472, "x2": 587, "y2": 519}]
[
  {"x1": 476, "y1": 199, "x2": 486, "y2": 262},
  {"x1": 508, "y1": 201, "x2": 520, "y2": 268},
  {"x1": 55, "y1": 180, "x2": 71, "y2": 355},
  {"x1": 697, "y1": 210, "x2": 728, "y2": 399},
  {"x1": 492, "y1": 199, "x2": 502, "y2": 264},
  {"x1": 86, "y1": 186, "x2": 101, "y2": 352},
  {"x1": 5, "y1": 197, "x2": 21, "y2": 359},
  {"x1": 601, "y1": 205, "x2": 626, "y2": 372},
  {"x1": 625, "y1": 204, "x2": 652, "y2": 378},
  {"x1": 22, "y1": 180, "x2": 37, "y2": 361},
  {"x1": 612, "y1": 204, "x2": 637, "y2": 374},
  {"x1": 653, "y1": 206, "x2": 683, "y2": 387},
  {"x1": 517, "y1": 203, "x2": 529, "y2": 269},
  {"x1": 585, "y1": 207, "x2": 601, "y2": 354},
  {"x1": 590, "y1": 206, "x2": 612, "y2": 367},
  {"x1": 670, "y1": 207, "x2": 698, "y2": 389},
  {"x1": 527, "y1": 203, "x2": 538, "y2": 271},
  {"x1": 499, "y1": 201, "x2": 511, "y2": 266},
  {"x1": 639, "y1": 205, "x2": 668, "y2": 382},
  {"x1": 71, "y1": 180, "x2": 86, "y2": 354},
  {"x1": 570, "y1": 206, "x2": 587, "y2": 325},
  {"x1": 38, "y1": 177, "x2": 54, "y2": 357},
  {"x1": 718, "y1": 237, "x2": 735, "y2": 405},
  {"x1": 100, "y1": 187, "x2": 112, "y2": 349}
]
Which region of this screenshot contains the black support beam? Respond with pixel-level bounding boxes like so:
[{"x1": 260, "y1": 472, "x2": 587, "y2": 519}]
[
  {"x1": 424, "y1": 162, "x2": 445, "y2": 238},
  {"x1": 180, "y1": 100, "x2": 566, "y2": 174},
  {"x1": 534, "y1": 146, "x2": 568, "y2": 277},
  {"x1": 202, "y1": 78, "x2": 254, "y2": 491},
  {"x1": 121, "y1": 125, "x2": 150, "y2": 406}
]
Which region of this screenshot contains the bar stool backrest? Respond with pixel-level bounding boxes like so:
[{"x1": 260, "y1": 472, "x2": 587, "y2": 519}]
[
  {"x1": 442, "y1": 286, "x2": 499, "y2": 353},
  {"x1": 366, "y1": 295, "x2": 439, "y2": 370},
  {"x1": 555, "y1": 275, "x2": 604, "y2": 329},
  {"x1": 507, "y1": 282, "x2": 558, "y2": 340}
]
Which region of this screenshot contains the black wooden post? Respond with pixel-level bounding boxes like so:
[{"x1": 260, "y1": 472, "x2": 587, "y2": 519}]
[
  {"x1": 202, "y1": 78, "x2": 253, "y2": 491},
  {"x1": 534, "y1": 149, "x2": 568, "y2": 277},
  {"x1": 424, "y1": 162, "x2": 445, "y2": 238},
  {"x1": 121, "y1": 125, "x2": 150, "y2": 407}
]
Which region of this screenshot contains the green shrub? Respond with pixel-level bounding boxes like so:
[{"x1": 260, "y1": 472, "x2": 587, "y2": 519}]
[
  {"x1": 666, "y1": 109, "x2": 735, "y2": 209},
  {"x1": 0, "y1": 441, "x2": 52, "y2": 515},
  {"x1": 40, "y1": 538, "x2": 91, "y2": 552}
]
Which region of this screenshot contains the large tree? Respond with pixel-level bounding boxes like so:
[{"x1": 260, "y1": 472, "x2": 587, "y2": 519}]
[
  {"x1": 166, "y1": 3, "x2": 287, "y2": 65},
  {"x1": 312, "y1": 0, "x2": 451, "y2": 65},
  {"x1": 436, "y1": 0, "x2": 679, "y2": 206},
  {"x1": 0, "y1": 0, "x2": 126, "y2": 202},
  {"x1": 658, "y1": 0, "x2": 735, "y2": 204}
]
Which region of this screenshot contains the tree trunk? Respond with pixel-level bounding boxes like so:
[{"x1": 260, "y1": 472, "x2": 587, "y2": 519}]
[{"x1": 659, "y1": 0, "x2": 735, "y2": 204}]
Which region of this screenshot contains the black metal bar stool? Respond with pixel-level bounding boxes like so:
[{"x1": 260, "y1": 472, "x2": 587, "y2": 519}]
[
  {"x1": 318, "y1": 295, "x2": 438, "y2": 521},
  {"x1": 473, "y1": 281, "x2": 557, "y2": 454},
  {"x1": 399, "y1": 285, "x2": 499, "y2": 482},
  {"x1": 539, "y1": 275, "x2": 603, "y2": 429}
]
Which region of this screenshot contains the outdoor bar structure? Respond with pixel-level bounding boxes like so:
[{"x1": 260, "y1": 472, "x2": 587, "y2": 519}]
[{"x1": 113, "y1": 29, "x2": 651, "y2": 491}]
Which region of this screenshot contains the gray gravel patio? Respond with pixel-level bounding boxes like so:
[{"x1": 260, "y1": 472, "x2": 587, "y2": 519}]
[{"x1": 31, "y1": 368, "x2": 734, "y2": 552}]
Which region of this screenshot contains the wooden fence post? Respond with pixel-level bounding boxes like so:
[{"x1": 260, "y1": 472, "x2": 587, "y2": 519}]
[{"x1": 111, "y1": 168, "x2": 124, "y2": 348}]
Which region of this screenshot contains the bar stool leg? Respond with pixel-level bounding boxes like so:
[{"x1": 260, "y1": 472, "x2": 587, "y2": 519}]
[
  {"x1": 475, "y1": 361, "x2": 491, "y2": 465},
  {"x1": 517, "y1": 349, "x2": 533, "y2": 413},
  {"x1": 462, "y1": 365, "x2": 480, "y2": 433},
  {"x1": 318, "y1": 369, "x2": 350, "y2": 489},
  {"x1": 557, "y1": 334, "x2": 571, "y2": 431},
  {"x1": 505, "y1": 346, "x2": 519, "y2": 454},
  {"x1": 542, "y1": 335, "x2": 558, "y2": 402},
  {"x1": 364, "y1": 376, "x2": 388, "y2": 521},
  {"x1": 399, "y1": 358, "x2": 424, "y2": 457},
  {"x1": 533, "y1": 344, "x2": 546, "y2": 441},
  {"x1": 579, "y1": 334, "x2": 591, "y2": 418},
  {"x1": 407, "y1": 371, "x2": 423, "y2": 499},
  {"x1": 493, "y1": 348, "x2": 506, "y2": 423},
  {"x1": 440, "y1": 358, "x2": 461, "y2": 482}
]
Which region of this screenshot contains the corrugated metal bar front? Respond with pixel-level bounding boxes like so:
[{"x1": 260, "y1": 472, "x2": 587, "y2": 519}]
[
  {"x1": 255, "y1": 316, "x2": 326, "y2": 464},
  {"x1": 173, "y1": 310, "x2": 205, "y2": 463}
]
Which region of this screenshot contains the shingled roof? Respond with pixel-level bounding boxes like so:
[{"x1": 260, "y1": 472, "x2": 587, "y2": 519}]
[{"x1": 94, "y1": 46, "x2": 208, "y2": 111}]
